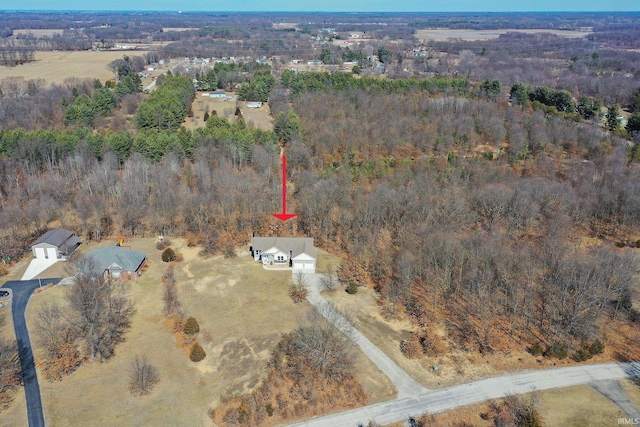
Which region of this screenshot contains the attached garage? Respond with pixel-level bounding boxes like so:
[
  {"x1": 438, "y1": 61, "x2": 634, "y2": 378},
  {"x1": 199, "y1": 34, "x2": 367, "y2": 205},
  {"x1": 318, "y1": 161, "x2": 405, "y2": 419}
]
[{"x1": 292, "y1": 253, "x2": 317, "y2": 274}]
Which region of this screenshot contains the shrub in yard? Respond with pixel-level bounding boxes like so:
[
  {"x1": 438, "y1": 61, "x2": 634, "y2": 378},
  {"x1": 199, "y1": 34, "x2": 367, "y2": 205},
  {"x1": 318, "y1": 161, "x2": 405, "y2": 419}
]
[
  {"x1": 527, "y1": 341, "x2": 544, "y2": 356},
  {"x1": 589, "y1": 339, "x2": 605, "y2": 356},
  {"x1": 345, "y1": 282, "x2": 358, "y2": 294},
  {"x1": 288, "y1": 284, "x2": 308, "y2": 303},
  {"x1": 400, "y1": 335, "x2": 422, "y2": 359},
  {"x1": 572, "y1": 347, "x2": 591, "y2": 362},
  {"x1": 543, "y1": 341, "x2": 567, "y2": 359},
  {"x1": 161, "y1": 247, "x2": 176, "y2": 262},
  {"x1": 190, "y1": 342, "x2": 206, "y2": 362},
  {"x1": 43, "y1": 341, "x2": 82, "y2": 382},
  {"x1": 183, "y1": 316, "x2": 200, "y2": 335}
]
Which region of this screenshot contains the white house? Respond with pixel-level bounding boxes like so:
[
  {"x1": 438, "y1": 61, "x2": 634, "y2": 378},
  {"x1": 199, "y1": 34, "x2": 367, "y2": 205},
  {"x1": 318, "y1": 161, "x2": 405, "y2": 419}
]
[
  {"x1": 247, "y1": 102, "x2": 262, "y2": 109},
  {"x1": 251, "y1": 237, "x2": 317, "y2": 273},
  {"x1": 32, "y1": 228, "x2": 81, "y2": 260}
]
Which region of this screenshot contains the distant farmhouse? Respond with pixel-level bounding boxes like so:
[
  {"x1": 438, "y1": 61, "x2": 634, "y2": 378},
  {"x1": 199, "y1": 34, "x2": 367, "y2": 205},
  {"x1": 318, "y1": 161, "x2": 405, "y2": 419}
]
[
  {"x1": 85, "y1": 246, "x2": 147, "y2": 282},
  {"x1": 32, "y1": 228, "x2": 81, "y2": 260},
  {"x1": 251, "y1": 237, "x2": 317, "y2": 273}
]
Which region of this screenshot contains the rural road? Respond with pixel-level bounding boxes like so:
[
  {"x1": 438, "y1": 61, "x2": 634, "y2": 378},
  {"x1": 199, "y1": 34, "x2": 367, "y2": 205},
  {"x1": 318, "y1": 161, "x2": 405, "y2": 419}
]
[
  {"x1": 2, "y1": 278, "x2": 61, "y2": 427},
  {"x1": 283, "y1": 361, "x2": 640, "y2": 427},
  {"x1": 302, "y1": 273, "x2": 426, "y2": 398}
]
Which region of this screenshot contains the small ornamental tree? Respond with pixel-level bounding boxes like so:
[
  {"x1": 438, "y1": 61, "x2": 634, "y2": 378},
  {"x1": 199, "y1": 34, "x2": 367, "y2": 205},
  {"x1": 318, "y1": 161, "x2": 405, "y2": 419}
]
[
  {"x1": 162, "y1": 247, "x2": 176, "y2": 262},
  {"x1": 129, "y1": 354, "x2": 160, "y2": 396},
  {"x1": 183, "y1": 317, "x2": 200, "y2": 335},
  {"x1": 190, "y1": 342, "x2": 206, "y2": 362}
]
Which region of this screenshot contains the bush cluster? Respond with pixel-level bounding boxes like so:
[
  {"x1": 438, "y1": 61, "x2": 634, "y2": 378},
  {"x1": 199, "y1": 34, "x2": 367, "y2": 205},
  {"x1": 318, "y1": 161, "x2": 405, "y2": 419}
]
[
  {"x1": 190, "y1": 342, "x2": 206, "y2": 362},
  {"x1": 183, "y1": 317, "x2": 200, "y2": 335},
  {"x1": 161, "y1": 247, "x2": 176, "y2": 262}
]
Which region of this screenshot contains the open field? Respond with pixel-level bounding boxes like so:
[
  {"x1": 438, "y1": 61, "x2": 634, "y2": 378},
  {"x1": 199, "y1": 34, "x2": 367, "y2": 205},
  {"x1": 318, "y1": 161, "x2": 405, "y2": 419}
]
[
  {"x1": 12, "y1": 29, "x2": 64, "y2": 38},
  {"x1": 0, "y1": 239, "x2": 392, "y2": 426},
  {"x1": 0, "y1": 50, "x2": 150, "y2": 86},
  {"x1": 416, "y1": 28, "x2": 592, "y2": 41},
  {"x1": 185, "y1": 94, "x2": 274, "y2": 131}
]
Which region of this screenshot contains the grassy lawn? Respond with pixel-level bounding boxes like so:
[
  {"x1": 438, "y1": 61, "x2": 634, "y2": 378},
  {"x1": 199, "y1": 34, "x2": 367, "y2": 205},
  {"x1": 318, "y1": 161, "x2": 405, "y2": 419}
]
[
  {"x1": 537, "y1": 385, "x2": 626, "y2": 426},
  {"x1": 0, "y1": 238, "x2": 393, "y2": 426}
]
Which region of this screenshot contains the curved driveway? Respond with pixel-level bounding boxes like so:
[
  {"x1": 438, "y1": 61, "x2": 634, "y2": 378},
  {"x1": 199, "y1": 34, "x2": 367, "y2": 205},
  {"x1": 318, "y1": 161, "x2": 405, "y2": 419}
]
[{"x1": 2, "y1": 278, "x2": 61, "y2": 427}]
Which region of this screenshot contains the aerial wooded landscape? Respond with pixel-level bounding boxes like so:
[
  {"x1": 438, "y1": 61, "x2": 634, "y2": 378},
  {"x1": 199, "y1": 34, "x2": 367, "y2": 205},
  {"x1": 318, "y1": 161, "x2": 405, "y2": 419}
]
[{"x1": 1, "y1": 8, "x2": 640, "y2": 427}]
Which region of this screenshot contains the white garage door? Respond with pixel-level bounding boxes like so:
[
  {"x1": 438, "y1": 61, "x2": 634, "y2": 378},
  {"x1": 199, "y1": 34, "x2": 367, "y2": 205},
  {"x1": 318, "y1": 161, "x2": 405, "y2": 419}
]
[
  {"x1": 46, "y1": 247, "x2": 58, "y2": 259},
  {"x1": 293, "y1": 261, "x2": 315, "y2": 273},
  {"x1": 34, "y1": 247, "x2": 46, "y2": 259}
]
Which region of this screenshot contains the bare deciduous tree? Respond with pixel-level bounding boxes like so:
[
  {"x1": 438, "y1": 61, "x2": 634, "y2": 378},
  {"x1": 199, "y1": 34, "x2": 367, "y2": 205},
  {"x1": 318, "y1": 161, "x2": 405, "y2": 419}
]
[
  {"x1": 294, "y1": 304, "x2": 355, "y2": 380},
  {"x1": 129, "y1": 354, "x2": 160, "y2": 396},
  {"x1": 66, "y1": 260, "x2": 135, "y2": 361},
  {"x1": 0, "y1": 335, "x2": 21, "y2": 411}
]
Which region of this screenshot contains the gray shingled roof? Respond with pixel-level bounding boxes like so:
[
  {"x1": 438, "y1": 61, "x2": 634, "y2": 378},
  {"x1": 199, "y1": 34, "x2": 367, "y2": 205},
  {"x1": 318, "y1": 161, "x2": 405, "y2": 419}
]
[
  {"x1": 251, "y1": 237, "x2": 317, "y2": 260},
  {"x1": 86, "y1": 246, "x2": 147, "y2": 273},
  {"x1": 33, "y1": 228, "x2": 79, "y2": 247}
]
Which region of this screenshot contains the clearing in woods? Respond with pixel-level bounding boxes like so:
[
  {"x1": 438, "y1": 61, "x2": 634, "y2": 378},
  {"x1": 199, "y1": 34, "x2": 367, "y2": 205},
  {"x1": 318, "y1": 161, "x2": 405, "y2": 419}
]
[
  {"x1": 185, "y1": 94, "x2": 274, "y2": 131},
  {"x1": 0, "y1": 50, "x2": 151, "y2": 86}
]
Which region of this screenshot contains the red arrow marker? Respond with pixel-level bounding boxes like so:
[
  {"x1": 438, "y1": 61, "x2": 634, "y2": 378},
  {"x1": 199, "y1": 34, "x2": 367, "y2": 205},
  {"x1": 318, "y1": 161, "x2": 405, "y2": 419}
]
[{"x1": 272, "y1": 155, "x2": 297, "y2": 221}]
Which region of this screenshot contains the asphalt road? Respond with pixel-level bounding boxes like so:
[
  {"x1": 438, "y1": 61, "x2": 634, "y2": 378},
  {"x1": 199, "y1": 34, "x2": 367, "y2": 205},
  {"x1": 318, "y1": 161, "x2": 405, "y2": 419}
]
[
  {"x1": 2, "y1": 278, "x2": 61, "y2": 427},
  {"x1": 283, "y1": 361, "x2": 640, "y2": 427}
]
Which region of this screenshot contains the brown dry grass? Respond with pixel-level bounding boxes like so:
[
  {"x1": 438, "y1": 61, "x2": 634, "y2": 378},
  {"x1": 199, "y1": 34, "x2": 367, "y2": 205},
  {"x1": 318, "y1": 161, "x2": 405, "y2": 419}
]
[
  {"x1": 184, "y1": 94, "x2": 274, "y2": 132},
  {"x1": 538, "y1": 385, "x2": 626, "y2": 426},
  {"x1": 0, "y1": 50, "x2": 151, "y2": 86},
  {"x1": 3, "y1": 239, "x2": 391, "y2": 426},
  {"x1": 620, "y1": 379, "x2": 640, "y2": 409}
]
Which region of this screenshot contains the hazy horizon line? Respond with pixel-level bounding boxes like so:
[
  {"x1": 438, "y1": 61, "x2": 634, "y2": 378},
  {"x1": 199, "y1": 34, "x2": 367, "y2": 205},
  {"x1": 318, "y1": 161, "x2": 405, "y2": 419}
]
[{"x1": 2, "y1": 9, "x2": 639, "y2": 13}]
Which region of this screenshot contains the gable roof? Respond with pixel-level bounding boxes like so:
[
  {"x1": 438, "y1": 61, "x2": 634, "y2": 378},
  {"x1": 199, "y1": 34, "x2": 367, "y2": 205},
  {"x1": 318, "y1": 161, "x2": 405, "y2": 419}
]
[
  {"x1": 252, "y1": 237, "x2": 317, "y2": 260},
  {"x1": 86, "y1": 247, "x2": 147, "y2": 274},
  {"x1": 33, "y1": 228, "x2": 80, "y2": 248}
]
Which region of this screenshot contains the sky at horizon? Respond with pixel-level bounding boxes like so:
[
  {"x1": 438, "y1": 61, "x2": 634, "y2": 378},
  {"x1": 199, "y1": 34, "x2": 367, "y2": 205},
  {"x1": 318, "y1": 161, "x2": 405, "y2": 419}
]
[{"x1": 0, "y1": 1, "x2": 637, "y2": 13}]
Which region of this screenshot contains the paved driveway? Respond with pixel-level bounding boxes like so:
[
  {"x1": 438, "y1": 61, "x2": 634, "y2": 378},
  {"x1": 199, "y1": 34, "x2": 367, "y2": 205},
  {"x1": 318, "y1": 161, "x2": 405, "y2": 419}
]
[
  {"x1": 2, "y1": 278, "x2": 61, "y2": 427},
  {"x1": 21, "y1": 258, "x2": 60, "y2": 280},
  {"x1": 301, "y1": 273, "x2": 426, "y2": 398}
]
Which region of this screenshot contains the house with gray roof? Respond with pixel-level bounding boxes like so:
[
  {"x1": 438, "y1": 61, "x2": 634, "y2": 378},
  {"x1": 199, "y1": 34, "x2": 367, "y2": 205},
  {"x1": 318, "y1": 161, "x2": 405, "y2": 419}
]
[
  {"x1": 251, "y1": 237, "x2": 317, "y2": 273},
  {"x1": 32, "y1": 228, "x2": 81, "y2": 260},
  {"x1": 85, "y1": 246, "x2": 147, "y2": 281}
]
